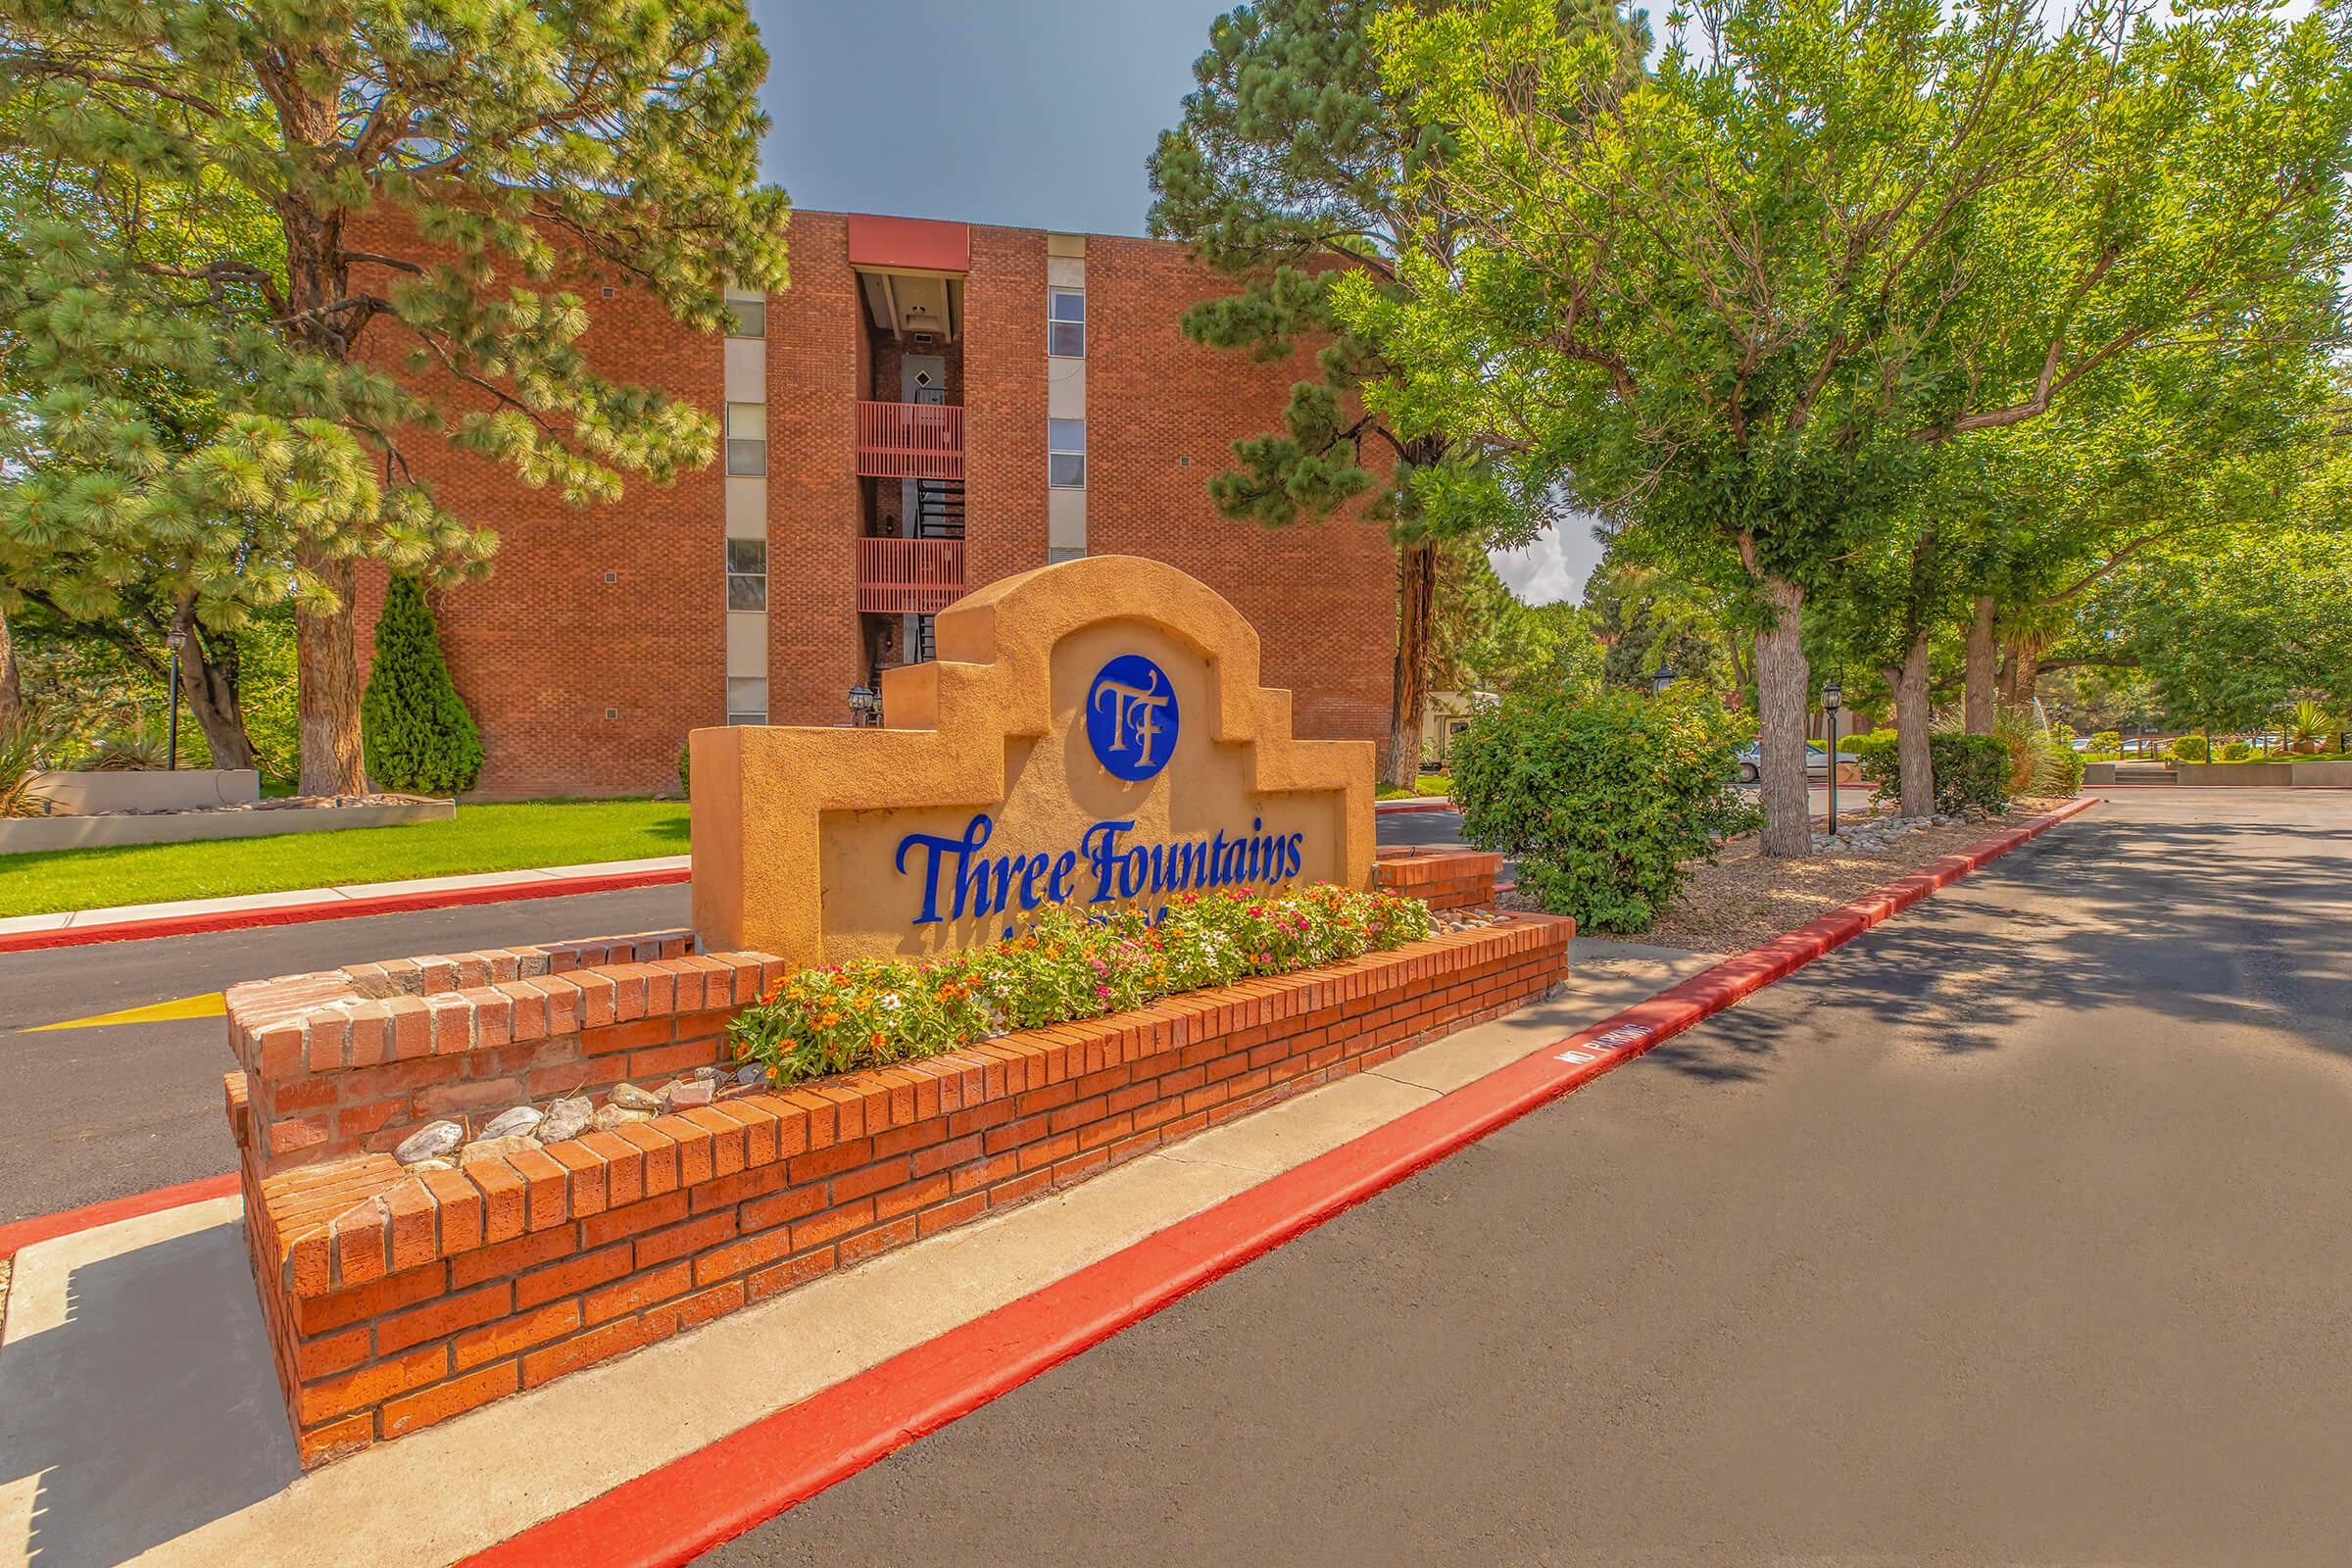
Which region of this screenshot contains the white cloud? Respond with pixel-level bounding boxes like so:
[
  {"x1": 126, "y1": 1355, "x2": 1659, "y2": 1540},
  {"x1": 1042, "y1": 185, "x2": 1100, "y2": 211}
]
[{"x1": 1489, "y1": 515, "x2": 1608, "y2": 607}]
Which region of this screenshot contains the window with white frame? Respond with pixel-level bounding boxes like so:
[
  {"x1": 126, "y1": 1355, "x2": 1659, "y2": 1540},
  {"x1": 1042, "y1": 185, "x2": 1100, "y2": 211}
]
[
  {"x1": 725, "y1": 538, "x2": 766, "y2": 611},
  {"x1": 725, "y1": 403, "x2": 766, "y2": 475},
  {"x1": 726, "y1": 677, "x2": 768, "y2": 726},
  {"x1": 1048, "y1": 289, "x2": 1085, "y2": 357},
  {"x1": 1049, "y1": 418, "x2": 1086, "y2": 488},
  {"x1": 725, "y1": 294, "x2": 766, "y2": 338}
]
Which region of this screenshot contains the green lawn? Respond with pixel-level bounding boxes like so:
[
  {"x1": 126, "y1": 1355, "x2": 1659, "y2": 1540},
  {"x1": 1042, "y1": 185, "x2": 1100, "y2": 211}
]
[
  {"x1": 1376, "y1": 774, "x2": 1453, "y2": 801},
  {"x1": 0, "y1": 799, "x2": 690, "y2": 917}
]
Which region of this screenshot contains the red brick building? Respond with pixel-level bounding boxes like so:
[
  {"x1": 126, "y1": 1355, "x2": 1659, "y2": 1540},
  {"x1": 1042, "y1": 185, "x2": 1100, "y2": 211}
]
[{"x1": 357, "y1": 212, "x2": 1396, "y2": 800}]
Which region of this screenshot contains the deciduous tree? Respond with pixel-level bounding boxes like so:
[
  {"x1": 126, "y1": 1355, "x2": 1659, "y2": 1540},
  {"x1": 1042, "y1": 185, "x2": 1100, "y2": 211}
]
[{"x1": 1346, "y1": 0, "x2": 2352, "y2": 852}]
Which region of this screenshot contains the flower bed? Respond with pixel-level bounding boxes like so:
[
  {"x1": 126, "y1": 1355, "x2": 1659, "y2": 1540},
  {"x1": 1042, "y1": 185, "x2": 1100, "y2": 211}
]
[
  {"x1": 730, "y1": 884, "x2": 1433, "y2": 1086},
  {"x1": 224, "y1": 852, "x2": 1564, "y2": 1466}
]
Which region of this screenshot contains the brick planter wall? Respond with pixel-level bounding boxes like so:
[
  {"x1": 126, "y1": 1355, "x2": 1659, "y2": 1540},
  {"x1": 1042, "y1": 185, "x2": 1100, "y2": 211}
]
[
  {"x1": 1374, "y1": 846, "x2": 1505, "y2": 910},
  {"x1": 225, "y1": 856, "x2": 1565, "y2": 1466}
]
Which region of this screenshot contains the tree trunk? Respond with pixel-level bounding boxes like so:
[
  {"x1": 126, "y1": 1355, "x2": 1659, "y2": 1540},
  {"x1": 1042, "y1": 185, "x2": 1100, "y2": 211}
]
[
  {"x1": 1891, "y1": 629, "x2": 1934, "y2": 817},
  {"x1": 0, "y1": 602, "x2": 22, "y2": 722},
  {"x1": 1752, "y1": 573, "x2": 1812, "y2": 858},
  {"x1": 295, "y1": 542, "x2": 368, "y2": 796},
  {"x1": 1385, "y1": 540, "x2": 1437, "y2": 791},
  {"x1": 175, "y1": 603, "x2": 257, "y2": 772},
  {"x1": 2004, "y1": 640, "x2": 2041, "y2": 710},
  {"x1": 1963, "y1": 596, "x2": 1997, "y2": 733}
]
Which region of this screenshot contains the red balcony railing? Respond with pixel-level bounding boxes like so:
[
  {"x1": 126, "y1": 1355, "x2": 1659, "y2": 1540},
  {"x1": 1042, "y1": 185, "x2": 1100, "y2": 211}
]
[
  {"x1": 856, "y1": 401, "x2": 963, "y2": 479},
  {"x1": 857, "y1": 536, "x2": 965, "y2": 614}
]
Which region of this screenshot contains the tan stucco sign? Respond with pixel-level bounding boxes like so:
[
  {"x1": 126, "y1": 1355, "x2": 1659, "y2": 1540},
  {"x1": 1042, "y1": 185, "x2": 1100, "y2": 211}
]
[{"x1": 690, "y1": 557, "x2": 1376, "y2": 967}]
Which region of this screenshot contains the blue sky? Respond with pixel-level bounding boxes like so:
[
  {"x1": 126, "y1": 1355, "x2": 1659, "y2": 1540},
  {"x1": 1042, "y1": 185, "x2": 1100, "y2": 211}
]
[{"x1": 743, "y1": 0, "x2": 1605, "y2": 603}]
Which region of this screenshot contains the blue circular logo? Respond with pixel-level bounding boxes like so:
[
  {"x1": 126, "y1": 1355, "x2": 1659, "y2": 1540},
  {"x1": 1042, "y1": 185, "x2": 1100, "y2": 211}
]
[{"x1": 1085, "y1": 655, "x2": 1180, "y2": 783}]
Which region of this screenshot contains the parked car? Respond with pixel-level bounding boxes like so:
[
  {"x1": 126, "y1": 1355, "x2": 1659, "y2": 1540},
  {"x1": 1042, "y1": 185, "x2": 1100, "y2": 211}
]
[{"x1": 1734, "y1": 741, "x2": 1858, "y2": 785}]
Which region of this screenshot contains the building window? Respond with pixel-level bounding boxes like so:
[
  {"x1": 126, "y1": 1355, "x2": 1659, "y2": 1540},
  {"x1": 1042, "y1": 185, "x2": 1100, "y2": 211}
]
[
  {"x1": 725, "y1": 403, "x2": 766, "y2": 474},
  {"x1": 726, "y1": 676, "x2": 768, "y2": 726},
  {"x1": 1048, "y1": 289, "x2": 1085, "y2": 357},
  {"x1": 1049, "y1": 418, "x2": 1086, "y2": 489},
  {"x1": 725, "y1": 295, "x2": 765, "y2": 338},
  {"x1": 725, "y1": 538, "x2": 766, "y2": 611}
]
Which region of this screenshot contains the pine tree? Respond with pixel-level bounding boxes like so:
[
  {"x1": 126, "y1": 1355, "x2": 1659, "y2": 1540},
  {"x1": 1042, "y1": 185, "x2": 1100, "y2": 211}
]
[
  {"x1": 1147, "y1": 0, "x2": 1644, "y2": 790},
  {"x1": 0, "y1": 0, "x2": 791, "y2": 794},
  {"x1": 361, "y1": 576, "x2": 481, "y2": 795}
]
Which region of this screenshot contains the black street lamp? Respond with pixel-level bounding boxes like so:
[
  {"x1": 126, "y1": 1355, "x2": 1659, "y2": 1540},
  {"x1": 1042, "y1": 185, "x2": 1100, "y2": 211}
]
[
  {"x1": 1649, "y1": 661, "x2": 1675, "y2": 697},
  {"x1": 1822, "y1": 675, "x2": 1842, "y2": 838},
  {"x1": 848, "y1": 683, "x2": 879, "y2": 727},
  {"x1": 165, "y1": 629, "x2": 187, "y2": 771}
]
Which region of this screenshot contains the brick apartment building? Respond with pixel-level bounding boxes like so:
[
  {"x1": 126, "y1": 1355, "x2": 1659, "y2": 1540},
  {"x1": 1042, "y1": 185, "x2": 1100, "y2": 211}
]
[{"x1": 355, "y1": 211, "x2": 1396, "y2": 799}]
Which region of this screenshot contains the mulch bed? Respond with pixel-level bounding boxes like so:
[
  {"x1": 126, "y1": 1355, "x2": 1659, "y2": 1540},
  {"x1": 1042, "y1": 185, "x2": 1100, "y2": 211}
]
[{"x1": 1501, "y1": 797, "x2": 2074, "y2": 954}]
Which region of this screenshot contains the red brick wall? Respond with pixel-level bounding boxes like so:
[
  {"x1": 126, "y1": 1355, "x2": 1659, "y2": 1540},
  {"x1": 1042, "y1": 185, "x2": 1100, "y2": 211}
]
[
  {"x1": 959, "y1": 224, "x2": 1051, "y2": 592},
  {"x1": 761, "y1": 212, "x2": 864, "y2": 726},
  {"x1": 349, "y1": 213, "x2": 1397, "y2": 796},
  {"x1": 346, "y1": 222, "x2": 726, "y2": 799},
  {"x1": 227, "y1": 902, "x2": 1568, "y2": 1467},
  {"x1": 1086, "y1": 238, "x2": 1397, "y2": 751}
]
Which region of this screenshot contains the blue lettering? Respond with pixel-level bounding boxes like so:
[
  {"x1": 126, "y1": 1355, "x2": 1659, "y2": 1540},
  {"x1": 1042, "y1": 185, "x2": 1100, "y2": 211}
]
[
  {"x1": 1081, "y1": 820, "x2": 1134, "y2": 903},
  {"x1": 896, "y1": 813, "x2": 994, "y2": 924},
  {"x1": 1017, "y1": 852, "x2": 1050, "y2": 910},
  {"x1": 1048, "y1": 850, "x2": 1079, "y2": 903}
]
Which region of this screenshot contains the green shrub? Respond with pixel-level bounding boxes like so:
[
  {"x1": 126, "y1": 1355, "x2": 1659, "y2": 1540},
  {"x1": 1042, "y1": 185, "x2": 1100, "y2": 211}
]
[
  {"x1": 2084, "y1": 750, "x2": 2121, "y2": 762},
  {"x1": 2171, "y1": 733, "x2": 2209, "y2": 763},
  {"x1": 2219, "y1": 740, "x2": 2254, "y2": 761},
  {"x1": 2039, "y1": 739, "x2": 2085, "y2": 796},
  {"x1": 1447, "y1": 685, "x2": 1755, "y2": 932},
  {"x1": 361, "y1": 576, "x2": 484, "y2": 795},
  {"x1": 2092, "y1": 730, "x2": 2122, "y2": 751},
  {"x1": 677, "y1": 740, "x2": 691, "y2": 799},
  {"x1": 727, "y1": 884, "x2": 1434, "y2": 1086},
  {"x1": 1855, "y1": 729, "x2": 2011, "y2": 813}
]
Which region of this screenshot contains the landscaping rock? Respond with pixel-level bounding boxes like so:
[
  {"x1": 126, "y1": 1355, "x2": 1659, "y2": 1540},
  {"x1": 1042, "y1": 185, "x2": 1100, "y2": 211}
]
[
  {"x1": 538, "y1": 1097, "x2": 594, "y2": 1144},
  {"x1": 479, "y1": 1105, "x2": 544, "y2": 1141},
  {"x1": 458, "y1": 1134, "x2": 542, "y2": 1166},
  {"x1": 662, "y1": 1076, "x2": 715, "y2": 1110},
  {"x1": 403, "y1": 1157, "x2": 456, "y2": 1173},
  {"x1": 692, "y1": 1064, "x2": 728, "y2": 1085},
  {"x1": 395, "y1": 1120, "x2": 466, "y2": 1166},
  {"x1": 609, "y1": 1081, "x2": 662, "y2": 1112},
  {"x1": 735, "y1": 1062, "x2": 767, "y2": 1085},
  {"x1": 592, "y1": 1102, "x2": 653, "y2": 1132}
]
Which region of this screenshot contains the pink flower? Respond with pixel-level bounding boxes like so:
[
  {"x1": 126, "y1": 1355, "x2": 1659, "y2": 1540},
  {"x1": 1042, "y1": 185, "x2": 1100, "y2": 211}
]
[{"x1": 1095, "y1": 985, "x2": 1111, "y2": 999}]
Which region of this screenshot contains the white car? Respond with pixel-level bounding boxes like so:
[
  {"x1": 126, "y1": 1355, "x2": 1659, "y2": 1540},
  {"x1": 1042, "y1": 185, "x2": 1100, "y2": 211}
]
[{"x1": 1735, "y1": 742, "x2": 1857, "y2": 785}]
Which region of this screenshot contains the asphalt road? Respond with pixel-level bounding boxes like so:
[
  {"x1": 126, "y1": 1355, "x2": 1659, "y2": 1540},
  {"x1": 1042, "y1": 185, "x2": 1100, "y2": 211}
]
[
  {"x1": 703, "y1": 790, "x2": 2352, "y2": 1567},
  {"x1": 0, "y1": 810, "x2": 1479, "y2": 1223}
]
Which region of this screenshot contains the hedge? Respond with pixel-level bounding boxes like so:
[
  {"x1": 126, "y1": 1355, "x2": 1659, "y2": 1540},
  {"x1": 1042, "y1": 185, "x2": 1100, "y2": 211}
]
[{"x1": 1850, "y1": 729, "x2": 2013, "y2": 814}]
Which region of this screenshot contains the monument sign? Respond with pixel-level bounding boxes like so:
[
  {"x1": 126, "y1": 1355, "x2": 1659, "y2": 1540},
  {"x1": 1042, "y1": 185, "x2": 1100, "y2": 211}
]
[{"x1": 690, "y1": 557, "x2": 1377, "y2": 966}]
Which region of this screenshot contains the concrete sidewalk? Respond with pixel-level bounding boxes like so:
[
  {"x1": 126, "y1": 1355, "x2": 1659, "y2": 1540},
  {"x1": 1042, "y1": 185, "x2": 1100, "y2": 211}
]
[
  {"x1": 0, "y1": 857, "x2": 691, "y2": 941},
  {"x1": 0, "y1": 937, "x2": 1709, "y2": 1568}
]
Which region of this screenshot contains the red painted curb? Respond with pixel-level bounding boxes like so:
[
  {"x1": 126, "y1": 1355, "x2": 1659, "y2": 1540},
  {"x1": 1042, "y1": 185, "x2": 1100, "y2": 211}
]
[
  {"x1": 0, "y1": 1172, "x2": 240, "y2": 1262},
  {"x1": 459, "y1": 795, "x2": 2098, "y2": 1568},
  {"x1": 0, "y1": 866, "x2": 691, "y2": 956}
]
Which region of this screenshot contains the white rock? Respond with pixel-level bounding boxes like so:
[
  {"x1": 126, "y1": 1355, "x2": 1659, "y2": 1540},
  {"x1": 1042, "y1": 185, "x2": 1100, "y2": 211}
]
[
  {"x1": 459, "y1": 1134, "x2": 542, "y2": 1166},
  {"x1": 592, "y1": 1102, "x2": 653, "y2": 1132},
  {"x1": 395, "y1": 1120, "x2": 465, "y2": 1165},
  {"x1": 479, "y1": 1105, "x2": 544, "y2": 1141},
  {"x1": 609, "y1": 1081, "x2": 662, "y2": 1111},
  {"x1": 539, "y1": 1097, "x2": 594, "y2": 1144},
  {"x1": 663, "y1": 1077, "x2": 715, "y2": 1110}
]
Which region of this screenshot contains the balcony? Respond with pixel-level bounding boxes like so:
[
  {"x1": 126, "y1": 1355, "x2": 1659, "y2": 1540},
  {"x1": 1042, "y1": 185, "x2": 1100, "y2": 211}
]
[
  {"x1": 856, "y1": 401, "x2": 962, "y2": 480},
  {"x1": 857, "y1": 536, "x2": 965, "y2": 614}
]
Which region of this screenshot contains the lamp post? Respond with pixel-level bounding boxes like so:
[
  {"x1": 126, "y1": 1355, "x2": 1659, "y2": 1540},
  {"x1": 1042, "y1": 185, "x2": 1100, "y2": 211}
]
[
  {"x1": 165, "y1": 629, "x2": 187, "y2": 771},
  {"x1": 1822, "y1": 675, "x2": 1842, "y2": 838},
  {"x1": 848, "y1": 684, "x2": 878, "y2": 728},
  {"x1": 1649, "y1": 661, "x2": 1675, "y2": 697}
]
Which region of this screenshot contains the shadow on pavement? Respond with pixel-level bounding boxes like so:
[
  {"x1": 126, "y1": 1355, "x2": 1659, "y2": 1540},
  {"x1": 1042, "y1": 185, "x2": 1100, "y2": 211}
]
[
  {"x1": 1643, "y1": 808, "x2": 2352, "y2": 1085},
  {"x1": 1, "y1": 1219, "x2": 297, "y2": 1567}
]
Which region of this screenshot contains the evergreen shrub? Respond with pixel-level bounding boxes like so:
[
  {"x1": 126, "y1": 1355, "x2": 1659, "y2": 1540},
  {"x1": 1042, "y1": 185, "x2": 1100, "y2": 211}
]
[
  {"x1": 1447, "y1": 685, "x2": 1755, "y2": 933},
  {"x1": 1852, "y1": 730, "x2": 2013, "y2": 813},
  {"x1": 2171, "y1": 734, "x2": 2209, "y2": 762},
  {"x1": 361, "y1": 576, "x2": 483, "y2": 794}
]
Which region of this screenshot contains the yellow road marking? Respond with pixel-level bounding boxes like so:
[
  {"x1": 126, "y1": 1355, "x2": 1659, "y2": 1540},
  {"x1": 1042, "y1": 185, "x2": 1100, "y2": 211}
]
[{"x1": 23, "y1": 992, "x2": 227, "y2": 1032}]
